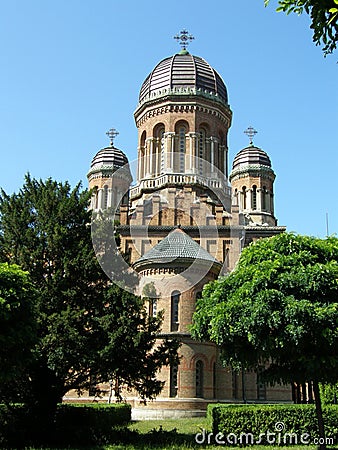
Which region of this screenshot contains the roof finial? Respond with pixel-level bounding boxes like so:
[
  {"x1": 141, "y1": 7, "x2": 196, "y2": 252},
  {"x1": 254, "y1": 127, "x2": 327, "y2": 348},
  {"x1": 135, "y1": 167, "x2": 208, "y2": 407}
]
[
  {"x1": 244, "y1": 126, "x2": 257, "y2": 146},
  {"x1": 174, "y1": 29, "x2": 194, "y2": 52},
  {"x1": 106, "y1": 127, "x2": 119, "y2": 147}
]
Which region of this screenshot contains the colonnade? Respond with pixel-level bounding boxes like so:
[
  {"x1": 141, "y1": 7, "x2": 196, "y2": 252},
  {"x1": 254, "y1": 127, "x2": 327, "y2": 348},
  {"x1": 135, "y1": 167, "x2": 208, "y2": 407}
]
[
  {"x1": 137, "y1": 132, "x2": 228, "y2": 181},
  {"x1": 90, "y1": 185, "x2": 127, "y2": 212},
  {"x1": 237, "y1": 185, "x2": 274, "y2": 214}
]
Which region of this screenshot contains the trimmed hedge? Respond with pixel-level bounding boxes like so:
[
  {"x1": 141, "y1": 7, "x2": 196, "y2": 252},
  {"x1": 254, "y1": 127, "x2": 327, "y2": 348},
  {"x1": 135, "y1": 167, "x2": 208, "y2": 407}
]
[
  {"x1": 0, "y1": 402, "x2": 131, "y2": 447},
  {"x1": 208, "y1": 404, "x2": 338, "y2": 446},
  {"x1": 55, "y1": 403, "x2": 131, "y2": 446}
]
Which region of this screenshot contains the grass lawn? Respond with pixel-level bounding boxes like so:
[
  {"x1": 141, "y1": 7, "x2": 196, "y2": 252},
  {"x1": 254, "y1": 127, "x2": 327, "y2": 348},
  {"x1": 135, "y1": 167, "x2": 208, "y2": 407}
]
[{"x1": 25, "y1": 417, "x2": 338, "y2": 449}]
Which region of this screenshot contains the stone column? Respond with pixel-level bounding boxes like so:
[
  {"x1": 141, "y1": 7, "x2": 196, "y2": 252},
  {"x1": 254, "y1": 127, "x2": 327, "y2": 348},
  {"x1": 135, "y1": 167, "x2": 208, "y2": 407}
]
[
  {"x1": 257, "y1": 188, "x2": 262, "y2": 211},
  {"x1": 144, "y1": 140, "x2": 149, "y2": 177},
  {"x1": 164, "y1": 132, "x2": 175, "y2": 173},
  {"x1": 266, "y1": 189, "x2": 271, "y2": 213},
  {"x1": 97, "y1": 188, "x2": 103, "y2": 210},
  {"x1": 148, "y1": 138, "x2": 154, "y2": 176},
  {"x1": 220, "y1": 145, "x2": 227, "y2": 176},
  {"x1": 210, "y1": 137, "x2": 215, "y2": 173},
  {"x1": 108, "y1": 188, "x2": 112, "y2": 208},
  {"x1": 205, "y1": 138, "x2": 211, "y2": 176},
  {"x1": 247, "y1": 188, "x2": 252, "y2": 211},
  {"x1": 171, "y1": 133, "x2": 175, "y2": 172},
  {"x1": 189, "y1": 132, "x2": 199, "y2": 174},
  {"x1": 137, "y1": 146, "x2": 142, "y2": 181},
  {"x1": 270, "y1": 193, "x2": 274, "y2": 215}
]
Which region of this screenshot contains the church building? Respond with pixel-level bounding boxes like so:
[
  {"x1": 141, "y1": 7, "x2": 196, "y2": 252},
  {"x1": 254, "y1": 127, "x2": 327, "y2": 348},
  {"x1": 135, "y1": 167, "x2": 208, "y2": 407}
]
[{"x1": 85, "y1": 31, "x2": 292, "y2": 416}]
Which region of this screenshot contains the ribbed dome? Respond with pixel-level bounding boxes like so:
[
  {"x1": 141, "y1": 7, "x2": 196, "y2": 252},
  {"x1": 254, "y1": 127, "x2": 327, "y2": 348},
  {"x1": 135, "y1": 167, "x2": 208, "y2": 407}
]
[
  {"x1": 138, "y1": 52, "x2": 228, "y2": 105},
  {"x1": 90, "y1": 146, "x2": 129, "y2": 170},
  {"x1": 232, "y1": 145, "x2": 272, "y2": 170}
]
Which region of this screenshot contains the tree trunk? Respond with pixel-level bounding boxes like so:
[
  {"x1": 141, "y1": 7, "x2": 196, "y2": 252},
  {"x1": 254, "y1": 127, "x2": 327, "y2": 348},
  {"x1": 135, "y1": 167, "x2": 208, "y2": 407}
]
[
  {"x1": 28, "y1": 362, "x2": 64, "y2": 446},
  {"x1": 313, "y1": 379, "x2": 326, "y2": 450}
]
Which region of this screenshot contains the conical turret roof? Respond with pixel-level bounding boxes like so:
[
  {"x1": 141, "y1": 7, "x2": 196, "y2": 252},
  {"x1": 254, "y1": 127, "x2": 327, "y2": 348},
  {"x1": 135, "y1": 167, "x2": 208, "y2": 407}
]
[{"x1": 133, "y1": 228, "x2": 221, "y2": 268}]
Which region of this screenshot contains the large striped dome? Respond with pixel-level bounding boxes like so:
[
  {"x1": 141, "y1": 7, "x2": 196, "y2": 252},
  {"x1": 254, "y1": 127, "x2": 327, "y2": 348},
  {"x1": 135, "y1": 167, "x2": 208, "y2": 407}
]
[{"x1": 139, "y1": 51, "x2": 228, "y2": 105}]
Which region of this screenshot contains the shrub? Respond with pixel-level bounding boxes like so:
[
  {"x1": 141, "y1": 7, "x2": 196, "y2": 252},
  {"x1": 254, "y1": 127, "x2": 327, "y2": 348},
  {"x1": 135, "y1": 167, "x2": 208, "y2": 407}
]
[
  {"x1": 55, "y1": 403, "x2": 131, "y2": 446},
  {"x1": 0, "y1": 402, "x2": 131, "y2": 447},
  {"x1": 208, "y1": 404, "x2": 338, "y2": 445},
  {"x1": 320, "y1": 382, "x2": 338, "y2": 405}
]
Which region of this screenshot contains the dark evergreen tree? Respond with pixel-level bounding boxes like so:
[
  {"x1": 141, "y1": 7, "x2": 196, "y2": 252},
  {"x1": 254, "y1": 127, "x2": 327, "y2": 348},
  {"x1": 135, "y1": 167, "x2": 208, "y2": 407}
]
[{"x1": 0, "y1": 175, "x2": 178, "y2": 440}]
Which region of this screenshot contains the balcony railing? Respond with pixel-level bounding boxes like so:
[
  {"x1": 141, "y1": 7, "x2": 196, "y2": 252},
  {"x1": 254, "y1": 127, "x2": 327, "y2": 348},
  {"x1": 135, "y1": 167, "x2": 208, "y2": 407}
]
[{"x1": 130, "y1": 173, "x2": 231, "y2": 199}]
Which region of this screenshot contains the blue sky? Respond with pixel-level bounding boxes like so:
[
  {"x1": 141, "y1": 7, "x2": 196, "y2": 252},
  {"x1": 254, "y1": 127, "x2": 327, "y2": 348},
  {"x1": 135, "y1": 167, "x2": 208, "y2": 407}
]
[{"x1": 0, "y1": 0, "x2": 337, "y2": 237}]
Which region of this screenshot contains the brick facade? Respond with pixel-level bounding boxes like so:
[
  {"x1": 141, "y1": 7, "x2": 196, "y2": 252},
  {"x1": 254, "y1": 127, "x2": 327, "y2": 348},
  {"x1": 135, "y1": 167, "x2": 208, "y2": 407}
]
[{"x1": 75, "y1": 49, "x2": 292, "y2": 413}]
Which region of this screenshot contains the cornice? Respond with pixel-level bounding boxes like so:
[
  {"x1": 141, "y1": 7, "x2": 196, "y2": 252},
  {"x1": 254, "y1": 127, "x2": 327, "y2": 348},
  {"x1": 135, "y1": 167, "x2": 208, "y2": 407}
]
[
  {"x1": 229, "y1": 164, "x2": 276, "y2": 182},
  {"x1": 134, "y1": 95, "x2": 232, "y2": 128}
]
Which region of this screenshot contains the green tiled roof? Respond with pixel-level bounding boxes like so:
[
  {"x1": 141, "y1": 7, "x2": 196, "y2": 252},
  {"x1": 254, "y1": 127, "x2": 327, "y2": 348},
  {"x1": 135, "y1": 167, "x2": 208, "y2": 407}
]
[{"x1": 134, "y1": 228, "x2": 221, "y2": 266}]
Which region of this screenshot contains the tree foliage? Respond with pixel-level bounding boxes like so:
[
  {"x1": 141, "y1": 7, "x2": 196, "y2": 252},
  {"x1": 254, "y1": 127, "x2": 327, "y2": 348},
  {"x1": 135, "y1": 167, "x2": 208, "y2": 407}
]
[
  {"x1": 191, "y1": 232, "x2": 338, "y2": 385},
  {"x1": 0, "y1": 175, "x2": 178, "y2": 412},
  {"x1": 265, "y1": 0, "x2": 338, "y2": 55},
  {"x1": 191, "y1": 232, "x2": 338, "y2": 449},
  {"x1": 0, "y1": 263, "x2": 37, "y2": 393}
]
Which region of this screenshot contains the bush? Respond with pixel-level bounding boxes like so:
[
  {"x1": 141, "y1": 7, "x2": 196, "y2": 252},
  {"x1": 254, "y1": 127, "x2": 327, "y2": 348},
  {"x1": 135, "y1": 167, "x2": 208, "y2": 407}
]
[
  {"x1": 0, "y1": 402, "x2": 131, "y2": 447},
  {"x1": 320, "y1": 382, "x2": 338, "y2": 405},
  {"x1": 208, "y1": 404, "x2": 338, "y2": 445},
  {"x1": 55, "y1": 403, "x2": 131, "y2": 446},
  {"x1": 0, "y1": 404, "x2": 33, "y2": 447}
]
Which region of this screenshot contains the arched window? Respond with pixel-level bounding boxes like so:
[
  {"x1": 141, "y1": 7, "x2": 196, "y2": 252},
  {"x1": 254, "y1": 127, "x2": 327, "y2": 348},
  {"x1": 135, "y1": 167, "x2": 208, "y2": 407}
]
[
  {"x1": 159, "y1": 127, "x2": 165, "y2": 174},
  {"x1": 242, "y1": 186, "x2": 247, "y2": 210},
  {"x1": 252, "y1": 185, "x2": 257, "y2": 210},
  {"x1": 262, "y1": 186, "x2": 267, "y2": 210},
  {"x1": 199, "y1": 128, "x2": 207, "y2": 175},
  {"x1": 153, "y1": 124, "x2": 165, "y2": 176},
  {"x1": 171, "y1": 291, "x2": 180, "y2": 331},
  {"x1": 103, "y1": 185, "x2": 108, "y2": 209},
  {"x1": 170, "y1": 363, "x2": 178, "y2": 397},
  {"x1": 196, "y1": 360, "x2": 204, "y2": 398},
  {"x1": 219, "y1": 131, "x2": 225, "y2": 171},
  {"x1": 178, "y1": 126, "x2": 186, "y2": 173},
  {"x1": 174, "y1": 121, "x2": 188, "y2": 173},
  {"x1": 149, "y1": 298, "x2": 157, "y2": 317},
  {"x1": 93, "y1": 186, "x2": 98, "y2": 210},
  {"x1": 140, "y1": 131, "x2": 147, "y2": 179}
]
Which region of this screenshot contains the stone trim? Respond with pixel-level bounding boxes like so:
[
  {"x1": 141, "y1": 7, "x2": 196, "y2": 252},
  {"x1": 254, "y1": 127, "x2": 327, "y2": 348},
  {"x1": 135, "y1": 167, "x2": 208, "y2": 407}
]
[
  {"x1": 135, "y1": 98, "x2": 231, "y2": 127},
  {"x1": 229, "y1": 164, "x2": 275, "y2": 182}
]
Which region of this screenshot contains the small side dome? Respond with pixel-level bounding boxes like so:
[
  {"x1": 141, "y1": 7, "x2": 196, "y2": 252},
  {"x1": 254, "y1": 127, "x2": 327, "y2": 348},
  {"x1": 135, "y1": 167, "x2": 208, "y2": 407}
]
[
  {"x1": 89, "y1": 146, "x2": 129, "y2": 171},
  {"x1": 232, "y1": 145, "x2": 272, "y2": 170}
]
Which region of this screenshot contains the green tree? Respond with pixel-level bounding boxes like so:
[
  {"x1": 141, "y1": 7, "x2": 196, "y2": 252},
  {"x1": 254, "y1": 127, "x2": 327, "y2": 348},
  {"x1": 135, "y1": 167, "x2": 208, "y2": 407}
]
[
  {"x1": 0, "y1": 175, "x2": 178, "y2": 438},
  {"x1": 0, "y1": 263, "x2": 37, "y2": 400},
  {"x1": 191, "y1": 233, "x2": 338, "y2": 449},
  {"x1": 265, "y1": 0, "x2": 338, "y2": 55}
]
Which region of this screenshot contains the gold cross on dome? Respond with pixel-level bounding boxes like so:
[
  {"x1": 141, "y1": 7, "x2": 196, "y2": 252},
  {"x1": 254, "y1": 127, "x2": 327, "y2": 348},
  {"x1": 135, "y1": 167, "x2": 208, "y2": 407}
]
[
  {"x1": 106, "y1": 128, "x2": 119, "y2": 147},
  {"x1": 244, "y1": 126, "x2": 257, "y2": 145},
  {"x1": 174, "y1": 29, "x2": 195, "y2": 51}
]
